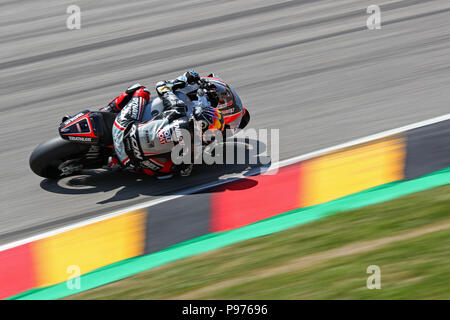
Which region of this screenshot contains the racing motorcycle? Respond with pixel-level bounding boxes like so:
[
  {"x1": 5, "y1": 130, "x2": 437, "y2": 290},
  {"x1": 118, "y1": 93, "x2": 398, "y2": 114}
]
[{"x1": 29, "y1": 77, "x2": 250, "y2": 179}]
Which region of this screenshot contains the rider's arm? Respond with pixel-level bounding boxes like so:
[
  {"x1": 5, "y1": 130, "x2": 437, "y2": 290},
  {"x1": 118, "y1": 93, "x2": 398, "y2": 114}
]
[{"x1": 155, "y1": 70, "x2": 200, "y2": 97}]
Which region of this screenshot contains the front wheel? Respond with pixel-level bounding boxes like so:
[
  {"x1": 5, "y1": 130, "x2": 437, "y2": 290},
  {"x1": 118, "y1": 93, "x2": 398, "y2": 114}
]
[{"x1": 29, "y1": 137, "x2": 89, "y2": 179}]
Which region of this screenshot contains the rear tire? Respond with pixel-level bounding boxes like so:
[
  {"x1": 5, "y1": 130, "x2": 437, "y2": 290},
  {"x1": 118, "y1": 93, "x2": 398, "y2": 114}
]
[{"x1": 29, "y1": 137, "x2": 89, "y2": 179}]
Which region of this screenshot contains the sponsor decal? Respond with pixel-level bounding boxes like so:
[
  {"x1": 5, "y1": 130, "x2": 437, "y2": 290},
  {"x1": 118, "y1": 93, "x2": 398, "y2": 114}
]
[
  {"x1": 158, "y1": 128, "x2": 172, "y2": 145},
  {"x1": 63, "y1": 112, "x2": 85, "y2": 126},
  {"x1": 141, "y1": 159, "x2": 162, "y2": 171},
  {"x1": 129, "y1": 98, "x2": 140, "y2": 119},
  {"x1": 129, "y1": 125, "x2": 143, "y2": 160},
  {"x1": 144, "y1": 130, "x2": 151, "y2": 144},
  {"x1": 68, "y1": 136, "x2": 92, "y2": 142},
  {"x1": 220, "y1": 108, "x2": 235, "y2": 115},
  {"x1": 172, "y1": 121, "x2": 186, "y2": 146}
]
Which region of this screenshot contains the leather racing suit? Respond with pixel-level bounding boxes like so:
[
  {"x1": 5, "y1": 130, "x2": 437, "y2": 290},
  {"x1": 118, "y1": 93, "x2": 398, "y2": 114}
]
[{"x1": 102, "y1": 71, "x2": 213, "y2": 178}]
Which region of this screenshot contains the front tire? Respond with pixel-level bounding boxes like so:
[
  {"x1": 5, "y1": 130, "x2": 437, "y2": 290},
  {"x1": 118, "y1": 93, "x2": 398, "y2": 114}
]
[{"x1": 29, "y1": 137, "x2": 89, "y2": 179}]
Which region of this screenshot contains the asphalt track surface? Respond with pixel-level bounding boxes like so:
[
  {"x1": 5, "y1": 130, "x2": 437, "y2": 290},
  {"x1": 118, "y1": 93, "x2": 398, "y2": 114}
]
[{"x1": 1, "y1": 0, "x2": 449, "y2": 245}]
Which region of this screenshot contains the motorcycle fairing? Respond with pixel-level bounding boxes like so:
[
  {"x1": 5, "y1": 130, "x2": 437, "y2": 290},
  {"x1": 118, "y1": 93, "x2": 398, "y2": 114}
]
[
  {"x1": 203, "y1": 77, "x2": 244, "y2": 128},
  {"x1": 59, "y1": 110, "x2": 99, "y2": 144}
]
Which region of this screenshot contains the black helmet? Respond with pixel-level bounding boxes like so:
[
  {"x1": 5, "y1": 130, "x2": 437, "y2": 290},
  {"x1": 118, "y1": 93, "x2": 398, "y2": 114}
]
[{"x1": 203, "y1": 80, "x2": 234, "y2": 110}]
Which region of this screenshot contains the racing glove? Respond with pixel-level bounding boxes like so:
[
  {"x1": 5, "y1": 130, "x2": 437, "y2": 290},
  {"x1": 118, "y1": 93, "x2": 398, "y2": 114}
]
[{"x1": 185, "y1": 69, "x2": 200, "y2": 84}]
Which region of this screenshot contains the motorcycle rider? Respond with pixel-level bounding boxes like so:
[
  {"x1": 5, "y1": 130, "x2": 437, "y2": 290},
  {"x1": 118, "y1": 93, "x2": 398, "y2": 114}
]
[{"x1": 101, "y1": 70, "x2": 225, "y2": 178}]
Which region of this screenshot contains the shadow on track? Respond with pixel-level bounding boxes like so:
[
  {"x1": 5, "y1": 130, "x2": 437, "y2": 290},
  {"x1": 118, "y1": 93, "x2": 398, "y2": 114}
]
[{"x1": 39, "y1": 139, "x2": 272, "y2": 204}]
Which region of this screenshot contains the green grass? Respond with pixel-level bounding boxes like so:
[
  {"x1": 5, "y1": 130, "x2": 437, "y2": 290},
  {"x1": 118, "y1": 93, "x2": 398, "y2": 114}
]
[{"x1": 69, "y1": 184, "x2": 450, "y2": 299}]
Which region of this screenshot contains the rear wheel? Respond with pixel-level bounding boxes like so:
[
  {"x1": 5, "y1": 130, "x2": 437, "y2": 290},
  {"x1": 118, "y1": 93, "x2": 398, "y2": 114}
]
[{"x1": 29, "y1": 137, "x2": 89, "y2": 179}]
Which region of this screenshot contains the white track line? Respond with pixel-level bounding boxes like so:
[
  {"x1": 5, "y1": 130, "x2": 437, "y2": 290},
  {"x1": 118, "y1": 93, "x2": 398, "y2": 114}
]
[
  {"x1": 276, "y1": 113, "x2": 450, "y2": 169},
  {"x1": 1, "y1": 113, "x2": 449, "y2": 252}
]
